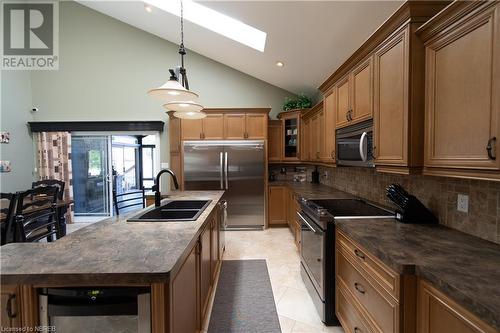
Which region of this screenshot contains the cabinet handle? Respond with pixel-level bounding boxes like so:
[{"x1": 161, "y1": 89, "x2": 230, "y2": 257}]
[
  {"x1": 372, "y1": 146, "x2": 377, "y2": 158},
  {"x1": 354, "y1": 282, "x2": 366, "y2": 294},
  {"x1": 345, "y1": 112, "x2": 349, "y2": 121},
  {"x1": 354, "y1": 327, "x2": 362, "y2": 333},
  {"x1": 199, "y1": 133, "x2": 203, "y2": 139},
  {"x1": 487, "y1": 137, "x2": 496, "y2": 160},
  {"x1": 6, "y1": 294, "x2": 17, "y2": 318},
  {"x1": 354, "y1": 249, "x2": 365, "y2": 260}
]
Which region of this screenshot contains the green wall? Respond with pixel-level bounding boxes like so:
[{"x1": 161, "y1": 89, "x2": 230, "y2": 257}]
[
  {"x1": 30, "y1": 1, "x2": 294, "y2": 164},
  {"x1": 0, "y1": 71, "x2": 35, "y2": 192}
]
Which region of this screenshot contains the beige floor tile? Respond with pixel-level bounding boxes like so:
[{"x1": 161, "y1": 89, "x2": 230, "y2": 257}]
[
  {"x1": 276, "y1": 287, "x2": 324, "y2": 328},
  {"x1": 279, "y1": 315, "x2": 296, "y2": 333}
]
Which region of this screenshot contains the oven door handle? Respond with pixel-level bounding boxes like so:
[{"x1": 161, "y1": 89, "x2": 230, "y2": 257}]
[
  {"x1": 359, "y1": 131, "x2": 368, "y2": 162},
  {"x1": 297, "y1": 212, "x2": 319, "y2": 234}
]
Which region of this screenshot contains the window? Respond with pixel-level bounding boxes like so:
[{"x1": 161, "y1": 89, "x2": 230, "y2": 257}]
[
  {"x1": 141, "y1": 135, "x2": 156, "y2": 190},
  {"x1": 88, "y1": 150, "x2": 102, "y2": 176}
]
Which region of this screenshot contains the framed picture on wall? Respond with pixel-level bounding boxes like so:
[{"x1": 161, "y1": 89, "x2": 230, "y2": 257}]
[
  {"x1": 0, "y1": 132, "x2": 10, "y2": 143},
  {"x1": 0, "y1": 161, "x2": 12, "y2": 172}
]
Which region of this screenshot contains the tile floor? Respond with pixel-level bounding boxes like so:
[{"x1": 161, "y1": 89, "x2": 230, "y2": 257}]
[{"x1": 204, "y1": 227, "x2": 344, "y2": 333}]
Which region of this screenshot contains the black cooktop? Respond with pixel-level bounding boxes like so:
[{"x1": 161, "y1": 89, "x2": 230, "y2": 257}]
[{"x1": 308, "y1": 199, "x2": 394, "y2": 218}]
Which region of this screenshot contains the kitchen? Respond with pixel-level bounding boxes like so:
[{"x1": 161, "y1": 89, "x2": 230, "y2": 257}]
[{"x1": 1, "y1": 1, "x2": 499, "y2": 333}]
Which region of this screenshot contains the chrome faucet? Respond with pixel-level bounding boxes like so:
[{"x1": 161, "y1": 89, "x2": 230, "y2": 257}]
[{"x1": 152, "y1": 169, "x2": 179, "y2": 207}]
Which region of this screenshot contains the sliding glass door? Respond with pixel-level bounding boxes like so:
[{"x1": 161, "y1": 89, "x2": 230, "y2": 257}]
[{"x1": 72, "y1": 136, "x2": 112, "y2": 216}]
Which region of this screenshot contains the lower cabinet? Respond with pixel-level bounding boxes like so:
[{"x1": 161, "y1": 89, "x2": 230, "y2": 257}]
[
  {"x1": 199, "y1": 222, "x2": 212, "y2": 318},
  {"x1": 171, "y1": 245, "x2": 198, "y2": 333},
  {"x1": 417, "y1": 279, "x2": 497, "y2": 333},
  {"x1": 268, "y1": 186, "x2": 287, "y2": 226},
  {"x1": 211, "y1": 216, "x2": 219, "y2": 283},
  {"x1": 0, "y1": 285, "x2": 21, "y2": 329}
]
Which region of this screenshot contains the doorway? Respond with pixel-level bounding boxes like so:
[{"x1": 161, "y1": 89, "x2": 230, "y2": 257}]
[{"x1": 71, "y1": 133, "x2": 159, "y2": 222}]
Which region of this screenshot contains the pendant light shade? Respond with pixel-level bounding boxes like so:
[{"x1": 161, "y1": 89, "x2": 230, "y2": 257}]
[
  {"x1": 163, "y1": 100, "x2": 203, "y2": 113},
  {"x1": 148, "y1": 77, "x2": 199, "y2": 102},
  {"x1": 172, "y1": 110, "x2": 207, "y2": 119}
]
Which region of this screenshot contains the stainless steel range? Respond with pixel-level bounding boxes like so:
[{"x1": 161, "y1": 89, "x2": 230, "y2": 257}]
[{"x1": 298, "y1": 198, "x2": 394, "y2": 325}]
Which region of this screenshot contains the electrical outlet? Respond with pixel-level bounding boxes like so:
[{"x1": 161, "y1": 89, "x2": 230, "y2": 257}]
[
  {"x1": 457, "y1": 194, "x2": 469, "y2": 213},
  {"x1": 161, "y1": 162, "x2": 169, "y2": 169},
  {"x1": 322, "y1": 170, "x2": 329, "y2": 180}
]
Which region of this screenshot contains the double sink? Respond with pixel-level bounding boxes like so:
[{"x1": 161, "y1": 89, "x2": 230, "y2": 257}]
[{"x1": 127, "y1": 200, "x2": 212, "y2": 222}]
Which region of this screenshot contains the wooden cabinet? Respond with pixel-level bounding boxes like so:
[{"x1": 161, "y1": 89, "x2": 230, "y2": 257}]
[
  {"x1": 302, "y1": 102, "x2": 325, "y2": 162},
  {"x1": 224, "y1": 113, "x2": 267, "y2": 140},
  {"x1": 181, "y1": 114, "x2": 224, "y2": 140},
  {"x1": 278, "y1": 110, "x2": 301, "y2": 161},
  {"x1": 335, "y1": 75, "x2": 351, "y2": 129},
  {"x1": 301, "y1": 118, "x2": 310, "y2": 161},
  {"x1": 268, "y1": 120, "x2": 283, "y2": 162},
  {"x1": 168, "y1": 112, "x2": 183, "y2": 190},
  {"x1": 171, "y1": 245, "x2": 198, "y2": 333},
  {"x1": 323, "y1": 90, "x2": 336, "y2": 164},
  {"x1": 210, "y1": 215, "x2": 219, "y2": 282},
  {"x1": 246, "y1": 113, "x2": 267, "y2": 139},
  {"x1": 285, "y1": 187, "x2": 301, "y2": 249},
  {"x1": 417, "y1": 279, "x2": 497, "y2": 333},
  {"x1": 418, "y1": 1, "x2": 500, "y2": 181},
  {"x1": 199, "y1": 223, "x2": 212, "y2": 317},
  {"x1": 268, "y1": 186, "x2": 287, "y2": 226},
  {"x1": 1, "y1": 285, "x2": 21, "y2": 329}
]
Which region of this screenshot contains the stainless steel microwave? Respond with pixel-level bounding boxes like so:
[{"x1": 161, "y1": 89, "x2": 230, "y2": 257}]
[{"x1": 336, "y1": 119, "x2": 374, "y2": 167}]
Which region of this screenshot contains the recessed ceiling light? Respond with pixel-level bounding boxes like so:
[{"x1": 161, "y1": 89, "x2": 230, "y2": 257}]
[
  {"x1": 144, "y1": 4, "x2": 152, "y2": 13},
  {"x1": 276, "y1": 61, "x2": 284, "y2": 67},
  {"x1": 144, "y1": 0, "x2": 267, "y2": 52}
]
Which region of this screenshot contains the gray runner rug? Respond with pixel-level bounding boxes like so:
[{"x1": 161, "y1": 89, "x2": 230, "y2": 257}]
[{"x1": 208, "y1": 260, "x2": 282, "y2": 333}]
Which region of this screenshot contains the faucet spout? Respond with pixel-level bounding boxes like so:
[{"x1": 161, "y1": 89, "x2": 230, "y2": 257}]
[{"x1": 152, "y1": 169, "x2": 179, "y2": 207}]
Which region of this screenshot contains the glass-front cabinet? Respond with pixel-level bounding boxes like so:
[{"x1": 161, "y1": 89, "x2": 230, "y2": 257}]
[{"x1": 278, "y1": 110, "x2": 302, "y2": 161}]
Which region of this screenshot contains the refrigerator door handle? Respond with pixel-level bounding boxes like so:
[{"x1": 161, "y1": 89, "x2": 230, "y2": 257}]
[
  {"x1": 224, "y1": 152, "x2": 228, "y2": 189},
  {"x1": 219, "y1": 152, "x2": 224, "y2": 190}
]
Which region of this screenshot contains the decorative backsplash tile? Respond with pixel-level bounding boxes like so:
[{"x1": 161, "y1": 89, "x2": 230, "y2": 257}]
[{"x1": 269, "y1": 165, "x2": 500, "y2": 244}]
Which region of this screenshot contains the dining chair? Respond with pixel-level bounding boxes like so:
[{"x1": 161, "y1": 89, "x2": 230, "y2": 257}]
[
  {"x1": 14, "y1": 186, "x2": 61, "y2": 243},
  {"x1": 1, "y1": 192, "x2": 17, "y2": 245},
  {"x1": 32, "y1": 179, "x2": 67, "y2": 236}
]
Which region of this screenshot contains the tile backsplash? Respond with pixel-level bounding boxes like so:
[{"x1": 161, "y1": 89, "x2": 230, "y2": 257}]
[{"x1": 269, "y1": 165, "x2": 500, "y2": 244}]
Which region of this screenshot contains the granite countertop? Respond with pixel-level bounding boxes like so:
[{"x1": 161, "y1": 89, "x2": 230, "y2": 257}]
[
  {"x1": 336, "y1": 219, "x2": 500, "y2": 330},
  {"x1": 0, "y1": 190, "x2": 224, "y2": 285}
]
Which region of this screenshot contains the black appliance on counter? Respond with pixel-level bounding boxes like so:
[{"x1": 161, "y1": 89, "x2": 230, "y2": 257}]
[
  {"x1": 311, "y1": 166, "x2": 320, "y2": 184},
  {"x1": 386, "y1": 184, "x2": 438, "y2": 224},
  {"x1": 298, "y1": 198, "x2": 394, "y2": 325}
]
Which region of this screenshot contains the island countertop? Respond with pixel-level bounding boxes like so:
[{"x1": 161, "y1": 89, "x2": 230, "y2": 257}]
[{"x1": 0, "y1": 190, "x2": 224, "y2": 285}]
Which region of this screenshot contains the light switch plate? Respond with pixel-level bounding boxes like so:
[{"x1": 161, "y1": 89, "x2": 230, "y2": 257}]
[
  {"x1": 457, "y1": 194, "x2": 469, "y2": 213},
  {"x1": 161, "y1": 162, "x2": 169, "y2": 169}
]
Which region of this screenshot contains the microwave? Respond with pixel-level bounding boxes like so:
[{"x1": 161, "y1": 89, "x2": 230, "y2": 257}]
[{"x1": 336, "y1": 119, "x2": 374, "y2": 167}]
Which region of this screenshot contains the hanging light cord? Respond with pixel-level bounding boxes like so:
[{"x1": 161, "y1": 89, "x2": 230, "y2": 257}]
[{"x1": 178, "y1": 0, "x2": 189, "y2": 89}]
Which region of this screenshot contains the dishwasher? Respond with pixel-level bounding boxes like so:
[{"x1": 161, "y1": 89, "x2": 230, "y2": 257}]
[{"x1": 39, "y1": 287, "x2": 151, "y2": 333}]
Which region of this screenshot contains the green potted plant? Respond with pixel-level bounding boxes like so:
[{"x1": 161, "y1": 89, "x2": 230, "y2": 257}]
[{"x1": 282, "y1": 94, "x2": 312, "y2": 111}]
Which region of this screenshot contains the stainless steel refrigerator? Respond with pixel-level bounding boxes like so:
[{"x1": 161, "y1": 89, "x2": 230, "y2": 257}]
[{"x1": 183, "y1": 141, "x2": 265, "y2": 229}]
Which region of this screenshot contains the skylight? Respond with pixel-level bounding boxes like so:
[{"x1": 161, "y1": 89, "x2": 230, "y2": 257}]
[{"x1": 144, "y1": 0, "x2": 267, "y2": 52}]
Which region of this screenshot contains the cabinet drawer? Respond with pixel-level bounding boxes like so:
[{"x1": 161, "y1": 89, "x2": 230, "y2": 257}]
[
  {"x1": 337, "y1": 250, "x2": 399, "y2": 333},
  {"x1": 337, "y1": 284, "x2": 374, "y2": 333},
  {"x1": 337, "y1": 231, "x2": 399, "y2": 300}
]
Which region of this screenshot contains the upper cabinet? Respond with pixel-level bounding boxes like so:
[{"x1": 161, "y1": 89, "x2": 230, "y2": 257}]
[
  {"x1": 224, "y1": 113, "x2": 267, "y2": 140},
  {"x1": 180, "y1": 109, "x2": 270, "y2": 141},
  {"x1": 268, "y1": 120, "x2": 283, "y2": 162},
  {"x1": 323, "y1": 89, "x2": 337, "y2": 164},
  {"x1": 301, "y1": 102, "x2": 330, "y2": 164},
  {"x1": 278, "y1": 110, "x2": 301, "y2": 161},
  {"x1": 417, "y1": 1, "x2": 500, "y2": 181}
]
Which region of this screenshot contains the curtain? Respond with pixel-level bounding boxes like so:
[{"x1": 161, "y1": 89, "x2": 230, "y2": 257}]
[{"x1": 35, "y1": 132, "x2": 74, "y2": 223}]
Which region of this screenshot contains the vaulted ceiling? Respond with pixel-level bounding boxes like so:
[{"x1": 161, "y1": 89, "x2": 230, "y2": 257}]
[{"x1": 78, "y1": 1, "x2": 403, "y2": 95}]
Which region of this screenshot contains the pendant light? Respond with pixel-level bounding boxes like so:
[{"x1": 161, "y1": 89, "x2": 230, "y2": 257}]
[{"x1": 148, "y1": 0, "x2": 206, "y2": 119}]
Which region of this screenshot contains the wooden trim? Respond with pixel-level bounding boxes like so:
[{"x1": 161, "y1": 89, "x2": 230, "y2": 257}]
[
  {"x1": 375, "y1": 165, "x2": 422, "y2": 175},
  {"x1": 19, "y1": 285, "x2": 38, "y2": 329},
  {"x1": 277, "y1": 109, "x2": 305, "y2": 119},
  {"x1": 151, "y1": 283, "x2": 169, "y2": 333},
  {"x1": 28, "y1": 121, "x2": 165, "y2": 132},
  {"x1": 318, "y1": 1, "x2": 449, "y2": 93},
  {"x1": 423, "y1": 167, "x2": 500, "y2": 182},
  {"x1": 201, "y1": 108, "x2": 271, "y2": 115},
  {"x1": 301, "y1": 101, "x2": 323, "y2": 120}
]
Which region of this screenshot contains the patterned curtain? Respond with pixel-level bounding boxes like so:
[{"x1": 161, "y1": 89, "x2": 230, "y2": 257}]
[{"x1": 35, "y1": 132, "x2": 74, "y2": 223}]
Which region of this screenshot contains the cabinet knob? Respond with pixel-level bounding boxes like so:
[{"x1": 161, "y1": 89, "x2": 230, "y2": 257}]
[
  {"x1": 487, "y1": 137, "x2": 496, "y2": 160},
  {"x1": 354, "y1": 328, "x2": 362, "y2": 333},
  {"x1": 354, "y1": 282, "x2": 366, "y2": 294}
]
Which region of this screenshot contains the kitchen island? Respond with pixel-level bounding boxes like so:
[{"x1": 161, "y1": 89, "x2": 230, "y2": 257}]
[{"x1": 0, "y1": 190, "x2": 225, "y2": 333}]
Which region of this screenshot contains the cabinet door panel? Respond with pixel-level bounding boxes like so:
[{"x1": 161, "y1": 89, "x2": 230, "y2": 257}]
[
  {"x1": 336, "y1": 77, "x2": 351, "y2": 128},
  {"x1": 181, "y1": 119, "x2": 203, "y2": 140},
  {"x1": 200, "y1": 225, "x2": 212, "y2": 317},
  {"x1": 224, "y1": 114, "x2": 246, "y2": 139},
  {"x1": 246, "y1": 114, "x2": 267, "y2": 139},
  {"x1": 169, "y1": 116, "x2": 181, "y2": 153},
  {"x1": 1, "y1": 285, "x2": 21, "y2": 329},
  {"x1": 268, "y1": 121, "x2": 282, "y2": 161},
  {"x1": 352, "y1": 57, "x2": 373, "y2": 123},
  {"x1": 318, "y1": 108, "x2": 326, "y2": 161},
  {"x1": 425, "y1": 10, "x2": 499, "y2": 170},
  {"x1": 324, "y1": 91, "x2": 336, "y2": 163},
  {"x1": 374, "y1": 28, "x2": 408, "y2": 165},
  {"x1": 203, "y1": 114, "x2": 224, "y2": 140},
  {"x1": 301, "y1": 119, "x2": 310, "y2": 161},
  {"x1": 211, "y1": 217, "x2": 219, "y2": 282},
  {"x1": 172, "y1": 246, "x2": 197, "y2": 333},
  {"x1": 268, "y1": 186, "x2": 286, "y2": 225}
]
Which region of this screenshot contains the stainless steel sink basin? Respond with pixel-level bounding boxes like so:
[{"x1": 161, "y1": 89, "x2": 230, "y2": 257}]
[{"x1": 127, "y1": 200, "x2": 211, "y2": 222}]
